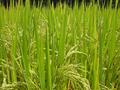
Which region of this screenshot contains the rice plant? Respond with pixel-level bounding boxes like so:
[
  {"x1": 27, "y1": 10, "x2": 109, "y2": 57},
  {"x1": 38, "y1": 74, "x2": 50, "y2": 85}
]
[{"x1": 0, "y1": 0, "x2": 120, "y2": 90}]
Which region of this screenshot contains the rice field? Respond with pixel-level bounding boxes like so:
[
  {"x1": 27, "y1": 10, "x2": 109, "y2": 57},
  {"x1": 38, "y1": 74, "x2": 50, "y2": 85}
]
[{"x1": 0, "y1": 1, "x2": 120, "y2": 90}]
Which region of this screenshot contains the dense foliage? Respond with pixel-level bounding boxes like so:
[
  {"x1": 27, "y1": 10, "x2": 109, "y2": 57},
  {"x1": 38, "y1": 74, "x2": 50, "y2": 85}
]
[
  {"x1": 1, "y1": 0, "x2": 120, "y2": 8},
  {"x1": 0, "y1": 1, "x2": 120, "y2": 90}
]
